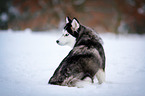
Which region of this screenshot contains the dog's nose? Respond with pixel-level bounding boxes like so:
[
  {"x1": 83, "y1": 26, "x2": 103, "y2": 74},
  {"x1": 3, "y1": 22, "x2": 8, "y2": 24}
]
[{"x1": 56, "y1": 40, "x2": 59, "y2": 43}]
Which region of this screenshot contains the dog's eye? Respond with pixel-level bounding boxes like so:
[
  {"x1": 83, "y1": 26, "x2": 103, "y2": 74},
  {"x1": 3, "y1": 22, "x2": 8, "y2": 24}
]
[{"x1": 65, "y1": 34, "x2": 69, "y2": 36}]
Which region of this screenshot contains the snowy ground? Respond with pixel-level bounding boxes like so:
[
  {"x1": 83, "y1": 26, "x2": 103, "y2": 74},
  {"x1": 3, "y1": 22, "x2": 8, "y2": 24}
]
[{"x1": 0, "y1": 30, "x2": 145, "y2": 96}]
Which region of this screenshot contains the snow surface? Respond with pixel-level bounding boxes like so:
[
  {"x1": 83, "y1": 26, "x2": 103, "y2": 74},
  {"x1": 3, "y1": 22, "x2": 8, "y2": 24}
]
[{"x1": 0, "y1": 30, "x2": 145, "y2": 96}]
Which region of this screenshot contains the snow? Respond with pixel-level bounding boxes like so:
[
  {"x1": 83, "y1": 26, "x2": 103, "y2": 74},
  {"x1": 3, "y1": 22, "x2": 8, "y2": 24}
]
[
  {"x1": 138, "y1": 8, "x2": 144, "y2": 14},
  {"x1": 0, "y1": 30, "x2": 145, "y2": 96},
  {"x1": 0, "y1": 13, "x2": 8, "y2": 22}
]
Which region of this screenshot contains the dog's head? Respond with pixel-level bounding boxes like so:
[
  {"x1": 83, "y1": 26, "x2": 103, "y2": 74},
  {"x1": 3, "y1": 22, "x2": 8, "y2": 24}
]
[{"x1": 56, "y1": 17, "x2": 80, "y2": 48}]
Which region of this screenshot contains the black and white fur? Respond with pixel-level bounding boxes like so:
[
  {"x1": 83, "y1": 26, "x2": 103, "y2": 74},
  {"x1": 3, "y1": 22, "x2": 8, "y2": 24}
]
[{"x1": 49, "y1": 17, "x2": 106, "y2": 87}]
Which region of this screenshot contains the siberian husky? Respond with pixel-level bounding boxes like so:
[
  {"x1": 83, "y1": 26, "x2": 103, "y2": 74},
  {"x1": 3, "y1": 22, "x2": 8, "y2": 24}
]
[{"x1": 49, "y1": 17, "x2": 106, "y2": 87}]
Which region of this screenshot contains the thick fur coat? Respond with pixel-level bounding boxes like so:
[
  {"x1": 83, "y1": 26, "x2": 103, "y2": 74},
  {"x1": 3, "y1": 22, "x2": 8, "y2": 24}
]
[{"x1": 49, "y1": 17, "x2": 106, "y2": 87}]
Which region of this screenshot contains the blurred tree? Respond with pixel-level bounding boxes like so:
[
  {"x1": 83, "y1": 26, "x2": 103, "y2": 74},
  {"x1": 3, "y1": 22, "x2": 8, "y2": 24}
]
[
  {"x1": 1, "y1": 0, "x2": 145, "y2": 34},
  {"x1": 114, "y1": 0, "x2": 145, "y2": 34}
]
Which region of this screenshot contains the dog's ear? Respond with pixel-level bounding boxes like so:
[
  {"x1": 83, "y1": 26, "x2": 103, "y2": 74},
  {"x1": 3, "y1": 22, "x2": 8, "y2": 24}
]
[
  {"x1": 66, "y1": 16, "x2": 71, "y2": 24},
  {"x1": 71, "y1": 18, "x2": 80, "y2": 31}
]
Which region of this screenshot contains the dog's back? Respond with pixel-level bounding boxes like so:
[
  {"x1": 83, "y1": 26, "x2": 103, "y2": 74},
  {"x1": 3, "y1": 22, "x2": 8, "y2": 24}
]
[
  {"x1": 74, "y1": 25, "x2": 105, "y2": 71},
  {"x1": 74, "y1": 25, "x2": 106, "y2": 84}
]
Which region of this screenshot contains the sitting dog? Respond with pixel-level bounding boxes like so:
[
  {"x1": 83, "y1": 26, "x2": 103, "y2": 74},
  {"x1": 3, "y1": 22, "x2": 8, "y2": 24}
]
[{"x1": 49, "y1": 17, "x2": 106, "y2": 87}]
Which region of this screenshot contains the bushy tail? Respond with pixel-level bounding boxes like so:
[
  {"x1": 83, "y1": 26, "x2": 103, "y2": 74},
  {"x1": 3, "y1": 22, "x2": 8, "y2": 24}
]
[{"x1": 96, "y1": 69, "x2": 105, "y2": 84}]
